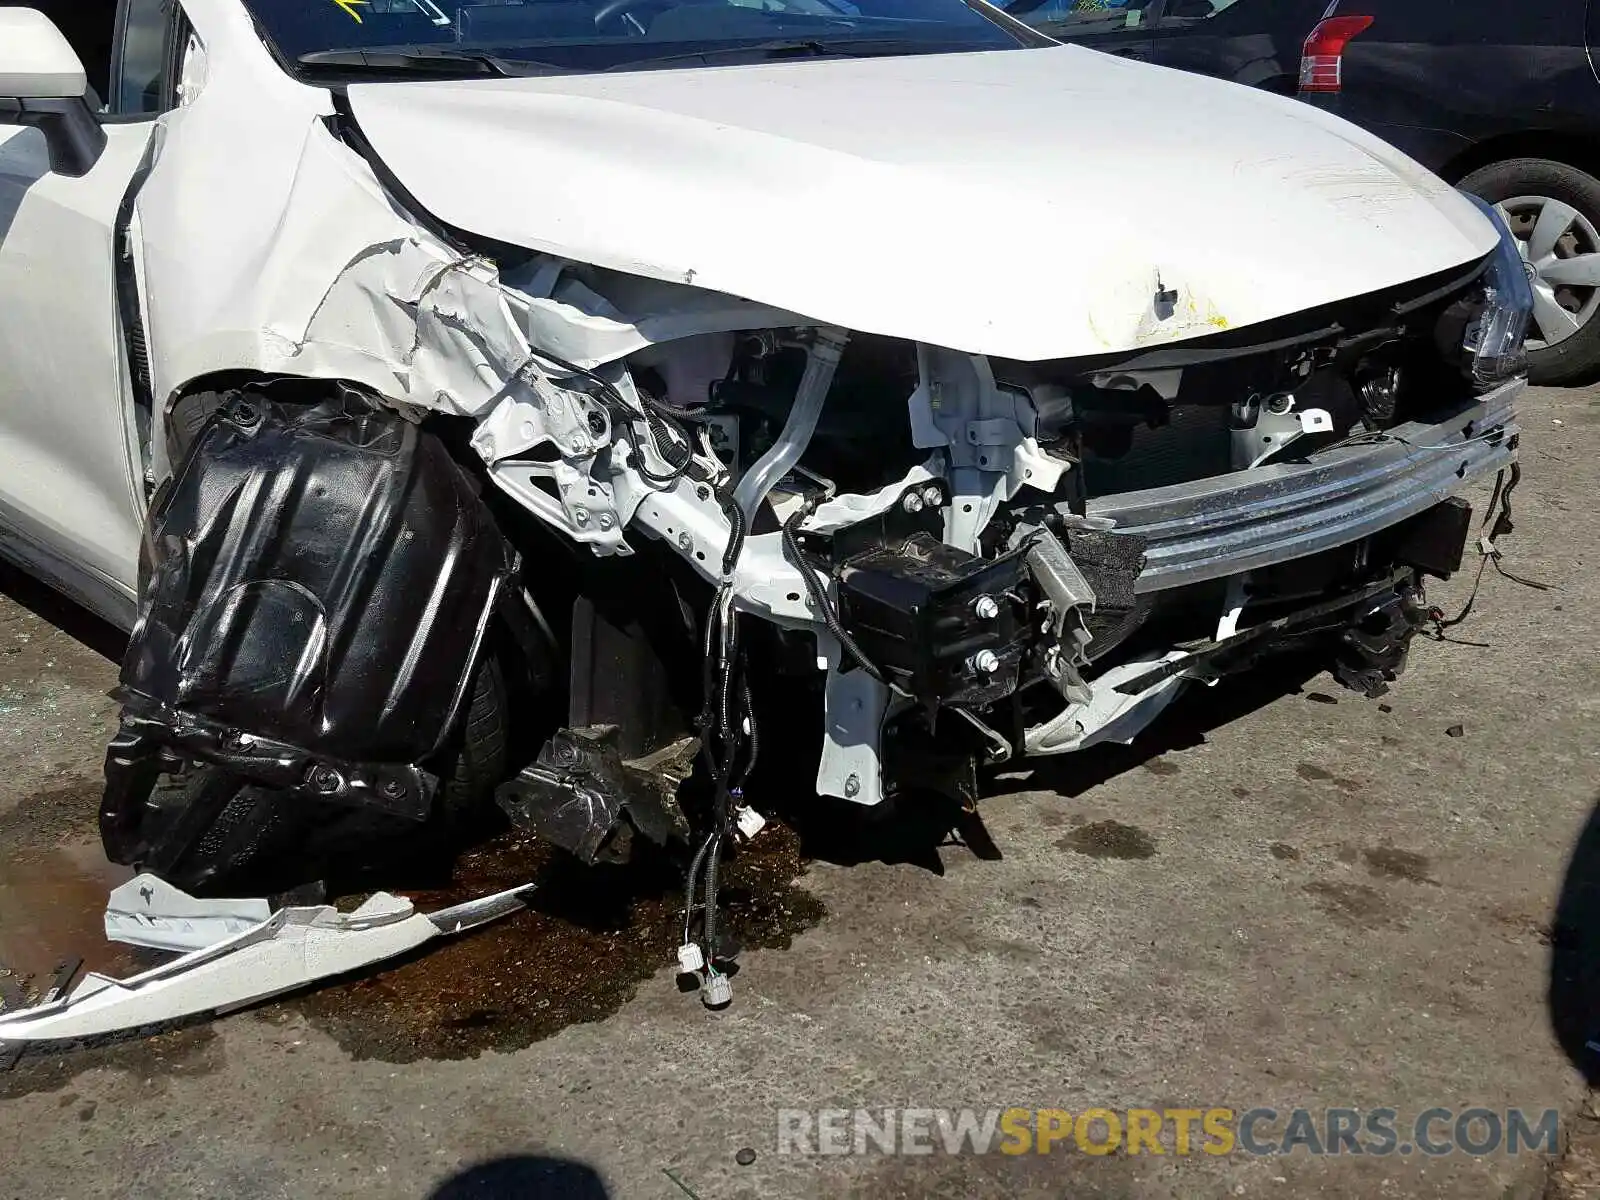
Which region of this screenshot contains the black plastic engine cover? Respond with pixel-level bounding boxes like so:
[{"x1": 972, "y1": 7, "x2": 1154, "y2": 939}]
[{"x1": 103, "y1": 384, "x2": 513, "y2": 845}]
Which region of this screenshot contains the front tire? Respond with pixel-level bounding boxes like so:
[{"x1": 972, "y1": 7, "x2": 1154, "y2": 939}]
[
  {"x1": 1458, "y1": 157, "x2": 1600, "y2": 386},
  {"x1": 131, "y1": 648, "x2": 513, "y2": 895}
]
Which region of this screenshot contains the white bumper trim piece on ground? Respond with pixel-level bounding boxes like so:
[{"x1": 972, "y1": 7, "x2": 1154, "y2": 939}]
[{"x1": 0, "y1": 875, "x2": 534, "y2": 1047}]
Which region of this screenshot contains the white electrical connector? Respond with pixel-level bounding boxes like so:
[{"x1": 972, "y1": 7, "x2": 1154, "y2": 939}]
[
  {"x1": 702, "y1": 972, "x2": 733, "y2": 1008},
  {"x1": 677, "y1": 942, "x2": 705, "y2": 974},
  {"x1": 734, "y1": 805, "x2": 767, "y2": 840}
]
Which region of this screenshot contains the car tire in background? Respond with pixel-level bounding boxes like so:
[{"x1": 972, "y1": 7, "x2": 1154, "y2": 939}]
[{"x1": 1458, "y1": 157, "x2": 1600, "y2": 386}]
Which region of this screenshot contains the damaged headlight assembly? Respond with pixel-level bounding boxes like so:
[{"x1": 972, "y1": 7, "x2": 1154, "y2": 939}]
[{"x1": 1462, "y1": 193, "x2": 1536, "y2": 388}]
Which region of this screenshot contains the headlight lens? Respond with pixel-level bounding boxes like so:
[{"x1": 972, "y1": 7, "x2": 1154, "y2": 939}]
[{"x1": 1461, "y1": 193, "x2": 1534, "y2": 387}]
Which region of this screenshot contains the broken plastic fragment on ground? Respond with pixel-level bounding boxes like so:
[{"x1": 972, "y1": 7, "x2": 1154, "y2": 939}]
[{"x1": 0, "y1": 874, "x2": 533, "y2": 1048}]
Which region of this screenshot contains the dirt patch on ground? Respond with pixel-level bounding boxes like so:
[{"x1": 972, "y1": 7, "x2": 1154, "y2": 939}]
[
  {"x1": 0, "y1": 778, "x2": 106, "y2": 856},
  {"x1": 1547, "y1": 1111, "x2": 1600, "y2": 1199},
  {"x1": 0, "y1": 1025, "x2": 222, "y2": 1101}
]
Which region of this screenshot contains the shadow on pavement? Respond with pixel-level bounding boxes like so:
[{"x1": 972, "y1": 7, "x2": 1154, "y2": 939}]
[
  {"x1": 1016, "y1": 652, "x2": 1327, "y2": 799},
  {"x1": 428, "y1": 1155, "x2": 611, "y2": 1199},
  {"x1": 0, "y1": 559, "x2": 125, "y2": 663},
  {"x1": 1549, "y1": 794, "x2": 1600, "y2": 1085},
  {"x1": 778, "y1": 653, "x2": 1327, "y2": 875}
]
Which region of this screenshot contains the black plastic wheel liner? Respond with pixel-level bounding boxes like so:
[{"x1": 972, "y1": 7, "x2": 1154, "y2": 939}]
[{"x1": 101, "y1": 382, "x2": 515, "y2": 869}]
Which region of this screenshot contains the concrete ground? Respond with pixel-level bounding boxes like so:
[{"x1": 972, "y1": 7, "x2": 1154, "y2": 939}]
[{"x1": 0, "y1": 384, "x2": 1596, "y2": 1199}]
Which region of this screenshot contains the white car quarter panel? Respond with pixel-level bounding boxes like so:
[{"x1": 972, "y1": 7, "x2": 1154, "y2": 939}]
[{"x1": 0, "y1": 121, "x2": 153, "y2": 593}]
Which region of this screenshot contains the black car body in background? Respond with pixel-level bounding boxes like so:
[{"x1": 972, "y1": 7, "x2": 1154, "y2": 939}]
[
  {"x1": 1001, "y1": 0, "x2": 1330, "y2": 93},
  {"x1": 1299, "y1": 0, "x2": 1600, "y2": 384}
]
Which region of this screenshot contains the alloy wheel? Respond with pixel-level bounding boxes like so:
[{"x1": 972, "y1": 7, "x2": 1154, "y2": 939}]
[{"x1": 1495, "y1": 194, "x2": 1600, "y2": 351}]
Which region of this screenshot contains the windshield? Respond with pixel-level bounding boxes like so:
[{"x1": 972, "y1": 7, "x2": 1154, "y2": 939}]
[{"x1": 246, "y1": 0, "x2": 1033, "y2": 77}]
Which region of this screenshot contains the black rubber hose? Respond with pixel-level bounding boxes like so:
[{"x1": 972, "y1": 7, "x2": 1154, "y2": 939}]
[
  {"x1": 720, "y1": 495, "x2": 746, "y2": 579},
  {"x1": 682, "y1": 830, "x2": 715, "y2": 946},
  {"x1": 737, "y1": 671, "x2": 759, "y2": 785},
  {"x1": 518, "y1": 344, "x2": 694, "y2": 484},
  {"x1": 698, "y1": 590, "x2": 722, "y2": 731},
  {"x1": 701, "y1": 831, "x2": 725, "y2": 963},
  {"x1": 719, "y1": 622, "x2": 741, "y2": 744}
]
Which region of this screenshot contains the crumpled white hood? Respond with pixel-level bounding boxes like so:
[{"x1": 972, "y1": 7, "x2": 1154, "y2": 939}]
[{"x1": 348, "y1": 45, "x2": 1497, "y2": 361}]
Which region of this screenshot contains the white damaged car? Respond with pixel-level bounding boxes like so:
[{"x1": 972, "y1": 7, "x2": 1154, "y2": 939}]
[{"x1": 0, "y1": 0, "x2": 1528, "y2": 968}]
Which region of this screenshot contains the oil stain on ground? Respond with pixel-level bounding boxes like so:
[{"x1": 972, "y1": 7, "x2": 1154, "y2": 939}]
[
  {"x1": 1363, "y1": 846, "x2": 1437, "y2": 885},
  {"x1": 0, "y1": 777, "x2": 222, "y2": 1098},
  {"x1": 286, "y1": 823, "x2": 824, "y2": 1063},
  {"x1": 0, "y1": 779, "x2": 139, "y2": 987},
  {"x1": 1057, "y1": 820, "x2": 1157, "y2": 860},
  {"x1": 1304, "y1": 881, "x2": 1400, "y2": 929},
  {"x1": 1295, "y1": 763, "x2": 1363, "y2": 792}
]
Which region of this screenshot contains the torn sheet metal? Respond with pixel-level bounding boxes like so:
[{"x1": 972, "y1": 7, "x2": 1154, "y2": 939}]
[
  {"x1": 137, "y1": 87, "x2": 805, "y2": 432},
  {"x1": 0, "y1": 876, "x2": 532, "y2": 1047}
]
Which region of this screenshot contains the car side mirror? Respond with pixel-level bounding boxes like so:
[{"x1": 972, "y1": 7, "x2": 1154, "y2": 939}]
[{"x1": 0, "y1": 9, "x2": 106, "y2": 177}]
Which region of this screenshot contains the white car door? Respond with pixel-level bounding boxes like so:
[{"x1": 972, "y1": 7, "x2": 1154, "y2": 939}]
[{"x1": 0, "y1": 2, "x2": 172, "y2": 626}]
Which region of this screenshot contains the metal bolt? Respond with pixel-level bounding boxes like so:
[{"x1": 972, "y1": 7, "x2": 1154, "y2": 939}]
[
  {"x1": 970, "y1": 649, "x2": 1001, "y2": 675},
  {"x1": 973, "y1": 595, "x2": 1000, "y2": 620},
  {"x1": 587, "y1": 410, "x2": 607, "y2": 436},
  {"x1": 843, "y1": 773, "x2": 861, "y2": 798},
  {"x1": 570, "y1": 434, "x2": 591, "y2": 455},
  {"x1": 598, "y1": 513, "x2": 616, "y2": 531},
  {"x1": 921, "y1": 485, "x2": 943, "y2": 508},
  {"x1": 901, "y1": 492, "x2": 925, "y2": 514},
  {"x1": 1265, "y1": 393, "x2": 1295, "y2": 415},
  {"x1": 309, "y1": 765, "x2": 343, "y2": 795},
  {"x1": 696, "y1": 485, "x2": 711, "y2": 501},
  {"x1": 381, "y1": 779, "x2": 405, "y2": 799},
  {"x1": 573, "y1": 507, "x2": 590, "y2": 526},
  {"x1": 677, "y1": 531, "x2": 694, "y2": 552}
]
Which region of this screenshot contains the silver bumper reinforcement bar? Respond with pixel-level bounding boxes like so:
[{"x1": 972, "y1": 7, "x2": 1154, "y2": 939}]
[{"x1": 1087, "y1": 379, "x2": 1522, "y2": 593}]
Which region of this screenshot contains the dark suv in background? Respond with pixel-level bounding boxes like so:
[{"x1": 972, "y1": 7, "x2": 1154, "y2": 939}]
[
  {"x1": 1002, "y1": 0, "x2": 1329, "y2": 93},
  {"x1": 1011, "y1": 0, "x2": 1600, "y2": 385},
  {"x1": 1299, "y1": 0, "x2": 1600, "y2": 384}
]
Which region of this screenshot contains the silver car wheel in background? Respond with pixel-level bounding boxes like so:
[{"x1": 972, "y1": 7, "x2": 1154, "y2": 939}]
[{"x1": 1496, "y1": 193, "x2": 1600, "y2": 350}]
